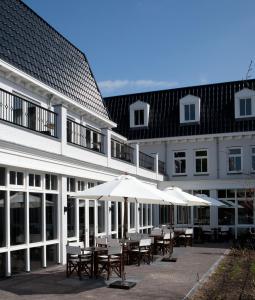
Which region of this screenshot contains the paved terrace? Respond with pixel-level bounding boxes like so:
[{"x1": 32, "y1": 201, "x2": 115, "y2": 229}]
[{"x1": 0, "y1": 244, "x2": 228, "y2": 300}]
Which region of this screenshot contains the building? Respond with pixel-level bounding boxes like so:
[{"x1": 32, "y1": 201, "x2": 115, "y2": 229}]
[
  {"x1": 105, "y1": 80, "x2": 255, "y2": 238},
  {"x1": 0, "y1": 0, "x2": 165, "y2": 277}
]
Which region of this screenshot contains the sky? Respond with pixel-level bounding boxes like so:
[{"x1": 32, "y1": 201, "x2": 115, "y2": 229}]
[{"x1": 23, "y1": 0, "x2": 255, "y2": 97}]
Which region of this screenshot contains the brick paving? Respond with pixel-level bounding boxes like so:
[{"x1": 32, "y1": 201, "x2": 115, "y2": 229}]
[{"x1": 0, "y1": 244, "x2": 228, "y2": 300}]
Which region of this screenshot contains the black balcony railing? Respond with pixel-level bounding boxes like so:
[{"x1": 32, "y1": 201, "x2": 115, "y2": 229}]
[
  {"x1": 111, "y1": 139, "x2": 134, "y2": 164},
  {"x1": 158, "y1": 159, "x2": 166, "y2": 175},
  {"x1": 139, "y1": 151, "x2": 155, "y2": 171},
  {"x1": 0, "y1": 88, "x2": 57, "y2": 137},
  {"x1": 67, "y1": 119, "x2": 104, "y2": 153}
]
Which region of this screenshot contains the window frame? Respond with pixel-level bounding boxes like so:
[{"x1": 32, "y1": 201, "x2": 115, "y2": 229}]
[
  {"x1": 134, "y1": 109, "x2": 145, "y2": 126},
  {"x1": 184, "y1": 103, "x2": 196, "y2": 122},
  {"x1": 173, "y1": 151, "x2": 187, "y2": 175},
  {"x1": 28, "y1": 173, "x2": 42, "y2": 188},
  {"x1": 195, "y1": 149, "x2": 208, "y2": 174},
  {"x1": 239, "y1": 98, "x2": 252, "y2": 117},
  {"x1": 227, "y1": 147, "x2": 243, "y2": 173},
  {"x1": 9, "y1": 170, "x2": 25, "y2": 187}
]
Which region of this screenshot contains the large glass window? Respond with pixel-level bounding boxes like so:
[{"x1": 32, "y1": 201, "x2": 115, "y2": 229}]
[
  {"x1": 240, "y1": 98, "x2": 251, "y2": 116},
  {"x1": 10, "y1": 171, "x2": 24, "y2": 186},
  {"x1": 98, "y1": 201, "x2": 105, "y2": 233},
  {"x1": 252, "y1": 147, "x2": 255, "y2": 172},
  {"x1": 11, "y1": 250, "x2": 26, "y2": 274},
  {"x1": 67, "y1": 198, "x2": 75, "y2": 237},
  {"x1": 10, "y1": 191, "x2": 25, "y2": 245},
  {"x1": 0, "y1": 167, "x2": 6, "y2": 186},
  {"x1": 177, "y1": 206, "x2": 191, "y2": 224},
  {"x1": 218, "y1": 190, "x2": 235, "y2": 225},
  {"x1": 184, "y1": 103, "x2": 195, "y2": 121},
  {"x1": 29, "y1": 193, "x2": 42, "y2": 243},
  {"x1": 193, "y1": 207, "x2": 210, "y2": 225},
  {"x1": 238, "y1": 200, "x2": 254, "y2": 224},
  {"x1": 143, "y1": 204, "x2": 148, "y2": 226},
  {"x1": 228, "y1": 148, "x2": 242, "y2": 172},
  {"x1": 129, "y1": 203, "x2": 135, "y2": 229},
  {"x1": 111, "y1": 202, "x2": 117, "y2": 231},
  {"x1": 159, "y1": 205, "x2": 170, "y2": 225},
  {"x1": 30, "y1": 247, "x2": 43, "y2": 271},
  {"x1": 0, "y1": 191, "x2": 6, "y2": 247},
  {"x1": 79, "y1": 200, "x2": 85, "y2": 241},
  {"x1": 46, "y1": 194, "x2": 58, "y2": 240},
  {"x1": 148, "y1": 204, "x2": 152, "y2": 226},
  {"x1": 174, "y1": 151, "x2": 186, "y2": 174},
  {"x1": 0, "y1": 253, "x2": 5, "y2": 277},
  {"x1": 46, "y1": 244, "x2": 58, "y2": 267},
  {"x1": 195, "y1": 150, "x2": 208, "y2": 173},
  {"x1": 134, "y1": 109, "x2": 144, "y2": 126}
]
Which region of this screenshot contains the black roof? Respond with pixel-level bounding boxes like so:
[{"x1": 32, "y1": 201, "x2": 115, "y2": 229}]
[
  {"x1": 0, "y1": 0, "x2": 109, "y2": 119},
  {"x1": 104, "y1": 79, "x2": 255, "y2": 140}
]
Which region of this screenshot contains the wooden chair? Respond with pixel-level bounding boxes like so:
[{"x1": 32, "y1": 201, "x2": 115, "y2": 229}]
[
  {"x1": 96, "y1": 237, "x2": 108, "y2": 247},
  {"x1": 219, "y1": 226, "x2": 229, "y2": 242},
  {"x1": 156, "y1": 232, "x2": 174, "y2": 255},
  {"x1": 178, "y1": 228, "x2": 193, "y2": 247},
  {"x1": 66, "y1": 245, "x2": 93, "y2": 279},
  {"x1": 97, "y1": 245, "x2": 123, "y2": 280},
  {"x1": 129, "y1": 238, "x2": 152, "y2": 266}
]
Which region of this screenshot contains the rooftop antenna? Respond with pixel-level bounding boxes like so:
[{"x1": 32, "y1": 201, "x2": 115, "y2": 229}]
[{"x1": 245, "y1": 60, "x2": 253, "y2": 87}]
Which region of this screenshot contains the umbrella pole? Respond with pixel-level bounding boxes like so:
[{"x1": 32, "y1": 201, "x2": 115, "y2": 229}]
[{"x1": 123, "y1": 197, "x2": 128, "y2": 240}]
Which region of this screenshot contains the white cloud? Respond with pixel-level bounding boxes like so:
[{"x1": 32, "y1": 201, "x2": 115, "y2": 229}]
[{"x1": 98, "y1": 79, "x2": 178, "y2": 92}]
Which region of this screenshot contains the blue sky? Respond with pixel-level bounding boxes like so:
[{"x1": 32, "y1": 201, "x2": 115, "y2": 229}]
[{"x1": 24, "y1": 0, "x2": 255, "y2": 96}]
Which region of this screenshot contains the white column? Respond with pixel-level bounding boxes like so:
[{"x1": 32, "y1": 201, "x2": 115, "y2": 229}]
[
  {"x1": 101, "y1": 128, "x2": 111, "y2": 166},
  {"x1": 210, "y1": 190, "x2": 218, "y2": 228},
  {"x1": 60, "y1": 175, "x2": 67, "y2": 264},
  {"x1": 6, "y1": 184, "x2": 10, "y2": 276},
  {"x1": 153, "y1": 153, "x2": 159, "y2": 178},
  {"x1": 75, "y1": 198, "x2": 79, "y2": 241},
  {"x1": 42, "y1": 193, "x2": 46, "y2": 268},
  {"x1": 85, "y1": 199, "x2": 90, "y2": 247},
  {"x1": 134, "y1": 144, "x2": 140, "y2": 174},
  {"x1": 107, "y1": 201, "x2": 111, "y2": 237},
  {"x1": 25, "y1": 188, "x2": 30, "y2": 272},
  {"x1": 53, "y1": 104, "x2": 67, "y2": 154}
]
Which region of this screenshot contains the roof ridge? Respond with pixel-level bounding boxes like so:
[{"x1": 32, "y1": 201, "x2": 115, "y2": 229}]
[{"x1": 104, "y1": 78, "x2": 255, "y2": 99}]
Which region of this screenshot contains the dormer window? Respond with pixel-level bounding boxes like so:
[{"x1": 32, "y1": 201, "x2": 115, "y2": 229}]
[
  {"x1": 184, "y1": 103, "x2": 195, "y2": 121},
  {"x1": 130, "y1": 100, "x2": 150, "y2": 128},
  {"x1": 240, "y1": 98, "x2": 252, "y2": 116},
  {"x1": 235, "y1": 88, "x2": 255, "y2": 119},
  {"x1": 179, "y1": 95, "x2": 200, "y2": 124},
  {"x1": 134, "y1": 109, "x2": 145, "y2": 126}
]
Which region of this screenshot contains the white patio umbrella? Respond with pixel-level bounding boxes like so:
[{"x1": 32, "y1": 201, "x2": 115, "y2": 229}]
[
  {"x1": 70, "y1": 175, "x2": 186, "y2": 239},
  {"x1": 195, "y1": 194, "x2": 226, "y2": 207},
  {"x1": 164, "y1": 187, "x2": 210, "y2": 206}
]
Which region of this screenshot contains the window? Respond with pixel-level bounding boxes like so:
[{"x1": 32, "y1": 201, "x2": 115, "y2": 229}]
[
  {"x1": 88, "y1": 182, "x2": 95, "y2": 189},
  {"x1": 174, "y1": 151, "x2": 186, "y2": 174},
  {"x1": 0, "y1": 191, "x2": 6, "y2": 247},
  {"x1": 67, "y1": 198, "x2": 75, "y2": 237},
  {"x1": 228, "y1": 148, "x2": 242, "y2": 173},
  {"x1": 78, "y1": 180, "x2": 85, "y2": 191},
  {"x1": 130, "y1": 100, "x2": 150, "y2": 128},
  {"x1": 177, "y1": 206, "x2": 191, "y2": 224},
  {"x1": 195, "y1": 150, "x2": 208, "y2": 173},
  {"x1": 193, "y1": 207, "x2": 210, "y2": 225},
  {"x1": 129, "y1": 203, "x2": 135, "y2": 229},
  {"x1": 10, "y1": 191, "x2": 25, "y2": 245},
  {"x1": 29, "y1": 174, "x2": 41, "y2": 187},
  {"x1": 46, "y1": 194, "x2": 58, "y2": 240},
  {"x1": 134, "y1": 109, "x2": 144, "y2": 126},
  {"x1": 45, "y1": 174, "x2": 58, "y2": 190},
  {"x1": 98, "y1": 201, "x2": 105, "y2": 233},
  {"x1": 240, "y1": 98, "x2": 252, "y2": 116},
  {"x1": 184, "y1": 104, "x2": 195, "y2": 121},
  {"x1": 179, "y1": 95, "x2": 200, "y2": 124},
  {"x1": 252, "y1": 147, "x2": 255, "y2": 172},
  {"x1": 0, "y1": 167, "x2": 6, "y2": 186},
  {"x1": 67, "y1": 177, "x2": 75, "y2": 192},
  {"x1": 10, "y1": 171, "x2": 24, "y2": 186},
  {"x1": 29, "y1": 193, "x2": 42, "y2": 243}
]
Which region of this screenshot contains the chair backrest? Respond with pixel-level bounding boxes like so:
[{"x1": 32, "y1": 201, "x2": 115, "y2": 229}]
[
  {"x1": 108, "y1": 238, "x2": 120, "y2": 246},
  {"x1": 221, "y1": 226, "x2": 229, "y2": 232},
  {"x1": 108, "y1": 245, "x2": 122, "y2": 255},
  {"x1": 174, "y1": 228, "x2": 185, "y2": 233},
  {"x1": 162, "y1": 228, "x2": 171, "y2": 234},
  {"x1": 170, "y1": 231, "x2": 175, "y2": 239},
  {"x1": 163, "y1": 232, "x2": 171, "y2": 240},
  {"x1": 185, "y1": 228, "x2": 193, "y2": 235},
  {"x1": 66, "y1": 245, "x2": 81, "y2": 255},
  {"x1": 151, "y1": 228, "x2": 162, "y2": 236},
  {"x1": 139, "y1": 238, "x2": 151, "y2": 247},
  {"x1": 68, "y1": 241, "x2": 84, "y2": 248},
  {"x1": 96, "y1": 237, "x2": 108, "y2": 246}
]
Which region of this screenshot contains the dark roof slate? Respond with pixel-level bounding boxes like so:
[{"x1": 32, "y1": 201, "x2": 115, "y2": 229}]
[
  {"x1": 104, "y1": 79, "x2": 255, "y2": 140},
  {"x1": 0, "y1": 0, "x2": 109, "y2": 119}
]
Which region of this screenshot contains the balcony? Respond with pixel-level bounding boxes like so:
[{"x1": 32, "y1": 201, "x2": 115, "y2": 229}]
[
  {"x1": 111, "y1": 139, "x2": 134, "y2": 164},
  {"x1": 139, "y1": 151, "x2": 155, "y2": 171},
  {"x1": 0, "y1": 88, "x2": 57, "y2": 137},
  {"x1": 67, "y1": 119, "x2": 104, "y2": 153},
  {"x1": 158, "y1": 159, "x2": 166, "y2": 175}
]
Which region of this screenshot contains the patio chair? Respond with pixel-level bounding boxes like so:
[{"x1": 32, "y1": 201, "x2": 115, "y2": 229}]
[
  {"x1": 129, "y1": 238, "x2": 152, "y2": 266},
  {"x1": 96, "y1": 237, "x2": 108, "y2": 247},
  {"x1": 219, "y1": 226, "x2": 230, "y2": 242},
  {"x1": 96, "y1": 245, "x2": 123, "y2": 280},
  {"x1": 156, "y1": 232, "x2": 174, "y2": 255},
  {"x1": 66, "y1": 245, "x2": 93, "y2": 279},
  {"x1": 151, "y1": 228, "x2": 162, "y2": 236},
  {"x1": 202, "y1": 226, "x2": 214, "y2": 242},
  {"x1": 178, "y1": 228, "x2": 193, "y2": 247}
]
